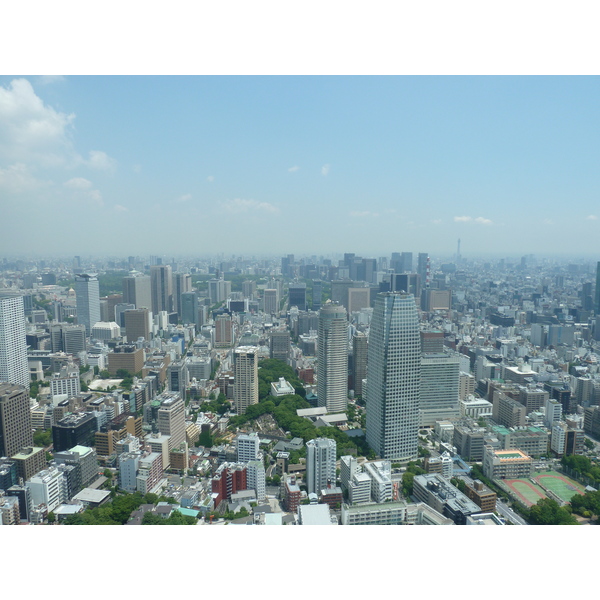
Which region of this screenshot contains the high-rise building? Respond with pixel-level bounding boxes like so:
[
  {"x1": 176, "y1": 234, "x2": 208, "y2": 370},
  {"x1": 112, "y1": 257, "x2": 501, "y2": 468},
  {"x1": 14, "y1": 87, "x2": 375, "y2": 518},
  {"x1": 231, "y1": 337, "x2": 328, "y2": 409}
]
[
  {"x1": 366, "y1": 292, "x2": 420, "y2": 462},
  {"x1": 124, "y1": 308, "x2": 151, "y2": 343},
  {"x1": 173, "y1": 273, "x2": 192, "y2": 317},
  {"x1": 0, "y1": 383, "x2": 33, "y2": 458},
  {"x1": 233, "y1": 346, "x2": 259, "y2": 414},
  {"x1": 352, "y1": 332, "x2": 368, "y2": 397},
  {"x1": 312, "y1": 280, "x2": 323, "y2": 311},
  {"x1": 208, "y1": 278, "x2": 231, "y2": 304},
  {"x1": 306, "y1": 437, "x2": 337, "y2": 495},
  {"x1": 246, "y1": 460, "x2": 266, "y2": 502},
  {"x1": 317, "y1": 303, "x2": 348, "y2": 413},
  {"x1": 122, "y1": 273, "x2": 152, "y2": 310},
  {"x1": 150, "y1": 265, "x2": 173, "y2": 314},
  {"x1": 269, "y1": 329, "x2": 291, "y2": 363},
  {"x1": 0, "y1": 294, "x2": 30, "y2": 387},
  {"x1": 419, "y1": 353, "x2": 460, "y2": 427},
  {"x1": 167, "y1": 361, "x2": 188, "y2": 404},
  {"x1": 288, "y1": 283, "x2": 307, "y2": 311},
  {"x1": 236, "y1": 432, "x2": 260, "y2": 462},
  {"x1": 157, "y1": 395, "x2": 186, "y2": 451},
  {"x1": 347, "y1": 287, "x2": 370, "y2": 314},
  {"x1": 75, "y1": 273, "x2": 100, "y2": 336},
  {"x1": 263, "y1": 289, "x2": 279, "y2": 315},
  {"x1": 417, "y1": 253, "x2": 429, "y2": 289},
  {"x1": 62, "y1": 324, "x2": 87, "y2": 355},
  {"x1": 181, "y1": 292, "x2": 199, "y2": 328}
]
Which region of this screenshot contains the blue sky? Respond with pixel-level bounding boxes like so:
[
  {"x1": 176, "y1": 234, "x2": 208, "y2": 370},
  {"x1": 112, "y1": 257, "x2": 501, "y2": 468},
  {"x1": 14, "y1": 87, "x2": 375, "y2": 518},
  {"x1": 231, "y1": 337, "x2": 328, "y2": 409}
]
[{"x1": 1, "y1": 75, "x2": 600, "y2": 259}]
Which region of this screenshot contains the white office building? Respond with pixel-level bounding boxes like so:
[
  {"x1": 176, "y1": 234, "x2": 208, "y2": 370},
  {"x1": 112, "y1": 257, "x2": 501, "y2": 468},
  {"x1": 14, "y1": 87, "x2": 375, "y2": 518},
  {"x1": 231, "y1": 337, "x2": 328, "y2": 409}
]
[
  {"x1": 246, "y1": 459, "x2": 266, "y2": 502},
  {"x1": 0, "y1": 294, "x2": 30, "y2": 387},
  {"x1": 364, "y1": 460, "x2": 393, "y2": 503},
  {"x1": 26, "y1": 466, "x2": 66, "y2": 512},
  {"x1": 366, "y1": 292, "x2": 420, "y2": 462},
  {"x1": 75, "y1": 274, "x2": 101, "y2": 336},
  {"x1": 236, "y1": 432, "x2": 260, "y2": 463},
  {"x1": 306, "y1": 437, "x2": 337, "y2": 495}
]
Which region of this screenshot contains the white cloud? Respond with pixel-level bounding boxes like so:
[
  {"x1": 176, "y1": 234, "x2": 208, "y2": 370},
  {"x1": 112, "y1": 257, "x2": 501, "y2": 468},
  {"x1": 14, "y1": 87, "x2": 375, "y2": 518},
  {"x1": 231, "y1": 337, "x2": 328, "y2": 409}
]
[
  {"x1": 321, "y1": 164, "x2": 330, "y2": 176},
  {"x1": 63, "y1": 177, "x2": 103, "y2": 207},
  {"x1": 207, "y1": 175, "x2": 214, "y2": 182},
  {"x1": 586, "y1": 214, "x2": 598, "y2": 221},
  {"x1": 133, "y1": 164, "x2": 142, "y2": 174},
  {"x1": 0, "y1": 163, "x2": 48, "y2": 194},
  {"x1": 64, "y1": 177, "x2": 93, "y2": 190},
  {"x1": 87, "y1": 150, "x2": 116, "y2": 172},
  {"x1": 220, "y1": 198, "x2": 279, "y2": 214},
  {"x1": 114, "y1": 204, "x2": 128, "y2": 212},
  {"x1": 431, "y1": 219, "x2": 442, "y2": 225},
  {"x1": 543, "y1": 218, "x2": 553, "y2": 225},
  {"x1": 0, "y1": 78, "x2": 115, "y2": 172},
  {"x1": 288, "y1": 165, "x2": 300, "y2": 173},
  {"x1": 176, "y1": 193, "x2": 192, "y2": 203},
  {"x1": 350, "y1": 210, "x2": 379, "y2": 218},
  {"x1": 0, "y1": 78, "x2": 76, "y2": 168},
  {"x1": 36, "y1": 75, "x2": 66, "y2": 86},
  {"x1": 454, "y1": 215, "x2": 493, "y2": 225}
]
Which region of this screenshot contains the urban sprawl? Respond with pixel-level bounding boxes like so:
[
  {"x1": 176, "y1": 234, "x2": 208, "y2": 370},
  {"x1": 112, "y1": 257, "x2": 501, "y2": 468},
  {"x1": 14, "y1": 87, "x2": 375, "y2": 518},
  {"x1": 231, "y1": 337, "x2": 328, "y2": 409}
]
[{"x1": 1, "y1": 251, "x2": 600, "y2": 526}]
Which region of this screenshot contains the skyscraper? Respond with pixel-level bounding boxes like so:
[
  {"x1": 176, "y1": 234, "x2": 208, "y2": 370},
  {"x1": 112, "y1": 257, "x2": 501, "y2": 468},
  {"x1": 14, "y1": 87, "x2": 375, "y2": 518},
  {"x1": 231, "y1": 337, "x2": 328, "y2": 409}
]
[
  {"x1": 150, "y1": 265, "x2": 173, "y2": 314},
  {"x1": 233, "y1": 346, "x2": 259, "y2": 414},
  {"x1": 317, "y1": 303, "x2": 348, "y2": 413},
  {"x1": 75, "y1": 273, "x2": 100, "y2": 336},
  {"x1": 181, "y1": 291, "x2": 199, "y2": 328},
  {"x1": 366, "y1": 292, "x2": 421, "y2": 462},
  {"x1": 419, "y1": 353, "x2": 460, "y2": 426},
  {"x1": 306, "y1": 437, "x2": 337, "y2": 495},
  {"x1": 173, "y1": 273, "x2": 192, "y2": 317},
  {"x1": 124, "y1": 308, "x2": 151, "y2": 343},
  {"x1": 0, "y1": 383, "x2": 33, "y2": 458},
  {"x1": 352, "y1": 332, "x2": 368, "y2": 397},
  {"x1": 0, "y1": 294, "x2": 30, "y2": 387},
  {"x1": 122, "y1": 272, "x2": 152, "y2": 309},
  {"x1": 263, "y1": 289, "x2": 279, "y2": 315}
]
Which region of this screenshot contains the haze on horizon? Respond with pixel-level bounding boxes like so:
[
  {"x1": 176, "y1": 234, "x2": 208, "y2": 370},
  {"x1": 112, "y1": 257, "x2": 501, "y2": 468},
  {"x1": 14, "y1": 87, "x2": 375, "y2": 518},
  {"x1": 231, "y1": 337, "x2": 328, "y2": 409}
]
[{"x1": 1, "y1": 76, "x2": 600, "y2": 259}]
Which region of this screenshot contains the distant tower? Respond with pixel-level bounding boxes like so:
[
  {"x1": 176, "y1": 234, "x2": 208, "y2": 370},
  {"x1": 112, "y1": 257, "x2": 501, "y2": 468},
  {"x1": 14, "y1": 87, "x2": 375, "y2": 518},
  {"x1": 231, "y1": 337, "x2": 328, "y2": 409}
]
[
  {"x1": 366, "y1": 292, "x2": 421, "y2": 462},
  {"x1": 150, "y1": 265, "x2": 173, "y2": 314},
  {"x1": 0, "y1": 294, "x2": 30, "y2": 387},
  {"x1": 75, "y1": 274, "x2": 100, "y2": 336},
  {"x1": 457, "y1": 238, "x2": 461, "y2": 262},
  {"x1": 317, "y1": 303, "x2": 348, "y2": 413}
]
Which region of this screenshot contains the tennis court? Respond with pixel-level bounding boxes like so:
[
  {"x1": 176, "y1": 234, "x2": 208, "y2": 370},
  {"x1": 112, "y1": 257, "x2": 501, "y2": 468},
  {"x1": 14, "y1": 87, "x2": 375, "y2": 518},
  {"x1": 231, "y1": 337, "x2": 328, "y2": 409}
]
[{"x1": 534, "y1": 471, "x2": 585, "y2": 503}]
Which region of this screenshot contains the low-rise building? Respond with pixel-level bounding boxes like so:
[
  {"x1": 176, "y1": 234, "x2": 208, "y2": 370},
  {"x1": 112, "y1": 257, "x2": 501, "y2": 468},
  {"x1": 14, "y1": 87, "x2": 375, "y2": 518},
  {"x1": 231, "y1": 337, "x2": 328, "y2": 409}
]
[
  {"x1": 463, "y1": 479, "x2": 497, "y2": 513},
  {"x1": 412, "y1": 473, "x2": 481, "y2": 525},
  {"x1": 482, "y1": 446, "x2": 532, "y2": 480}
]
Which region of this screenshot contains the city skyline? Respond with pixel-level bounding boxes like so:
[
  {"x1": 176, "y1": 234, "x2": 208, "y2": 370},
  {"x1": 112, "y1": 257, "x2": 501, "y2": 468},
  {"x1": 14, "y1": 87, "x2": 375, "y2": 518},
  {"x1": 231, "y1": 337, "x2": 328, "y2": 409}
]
[{"x1": 2, "y1": 76, "x2": 600, "y2": 258}]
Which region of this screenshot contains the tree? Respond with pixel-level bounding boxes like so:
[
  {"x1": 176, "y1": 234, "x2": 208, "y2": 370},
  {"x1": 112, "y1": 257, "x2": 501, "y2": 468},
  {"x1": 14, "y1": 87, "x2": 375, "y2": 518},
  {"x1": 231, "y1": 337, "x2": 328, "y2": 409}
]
[
  {"x1": 528, "y1": 498, "x2": 578, "y2": 525},
  {"x1": 47, "y1": 511, "x2": 56, "y2": 524}
]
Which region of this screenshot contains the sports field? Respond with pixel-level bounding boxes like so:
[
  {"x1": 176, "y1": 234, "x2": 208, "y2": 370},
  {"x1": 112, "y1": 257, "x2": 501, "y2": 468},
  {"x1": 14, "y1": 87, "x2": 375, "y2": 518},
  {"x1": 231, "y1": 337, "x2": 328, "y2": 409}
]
[
  {"x1": 534, "y1": 471, "x2": 585, "y2": 503},
  {"x1": 504, "y1": 479, "x2": 547, "y2": 506}
]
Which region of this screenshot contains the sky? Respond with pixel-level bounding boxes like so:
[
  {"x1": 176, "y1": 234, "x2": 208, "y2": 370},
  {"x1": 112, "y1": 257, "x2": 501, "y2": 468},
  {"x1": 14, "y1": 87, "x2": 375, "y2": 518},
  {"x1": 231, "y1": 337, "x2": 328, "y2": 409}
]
[{"x1": 2, "y1": 75, "x2": 600, "y2": 260}]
